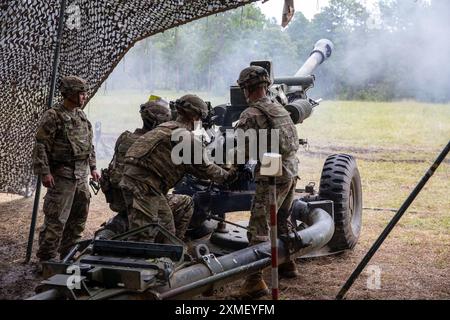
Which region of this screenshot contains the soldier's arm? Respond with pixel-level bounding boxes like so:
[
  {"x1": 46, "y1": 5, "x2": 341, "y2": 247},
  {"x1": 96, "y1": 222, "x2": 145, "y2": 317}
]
[
  {"x1": 187, "y1": 162, "x2": 230, "y2": 185},
  {"x1": 183, "y1": 132, "x2": 230, "y2": 184},
  {"x1": 32, "y1": 110, "x2": 58, "y2": 176},
  {"x1": 234, "y1": 111, "x2": 261, "y2": 164}
]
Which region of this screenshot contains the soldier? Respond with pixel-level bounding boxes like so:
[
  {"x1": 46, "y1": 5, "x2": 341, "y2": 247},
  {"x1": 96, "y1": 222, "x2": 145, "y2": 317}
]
[
  {"x1": 32, "y1": 75, "x2": 100, "y2": 265},
  {"x1": 234, "y1": 66, "x2": 300, "y2": 299},
  {"x1": 97, "y1": 96, "x2": 194, "y2": 241},
  {"x1": 119, "y1": 94, "x2": 235, "y2": 242}
]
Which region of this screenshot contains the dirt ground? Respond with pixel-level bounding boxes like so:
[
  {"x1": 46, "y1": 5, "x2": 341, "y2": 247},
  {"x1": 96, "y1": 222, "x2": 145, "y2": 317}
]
[{"x1": 1, "y1": 145, "x2": 448, "y2": 300}]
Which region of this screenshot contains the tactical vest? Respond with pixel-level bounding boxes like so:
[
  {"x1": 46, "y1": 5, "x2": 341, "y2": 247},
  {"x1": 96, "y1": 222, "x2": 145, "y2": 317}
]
[
  {"x1": 124, "y1": 121, "x2": 185, "y2": 192},
  {"x1": 109, "y1": 129, "x2": 145, "y2": 186},
  {"x1": 250, "y1": 100, "x2": 299, "y2": 157},
  {"x1": 250, "y1": 99, "x2": 300, "y2": 178},
  {"x1": 51, "y1": 104, "x2": 92, "y2": 163}
]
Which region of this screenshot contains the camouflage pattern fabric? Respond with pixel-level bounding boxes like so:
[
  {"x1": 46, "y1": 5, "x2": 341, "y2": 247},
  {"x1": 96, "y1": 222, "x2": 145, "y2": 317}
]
[
  {"x1": 248, "y1": 178, "x2": 296, "y2": 243},
  {"x1": 102, "y1": 128, "x2": 147, "y2": 213},
  {"x1": 120, "y1": 119, "x2": 229, "y2": 242},
  {"x1": 96, "y1": 211, "x2": 129, "y2": 240},
  {"x1": 97, "y1": 128, "x2": 145, "y2": 239},
  {"x1": 33, "y1": 103, "x2": 96, "y2": 178},
  {"x1": 167, "y1": 194, "x2": 194, "y2": 240},
  {"x1": 122, "y1": 190, "x2": 175, "y2": 243},
  {"x1": 60, "y1": 76, "x2": 89, "y2": 96},
  {"x1": 235, "y1": 94, "x2": 300, "y2": 287},
  {"x1": 174, "y1": 94, "x2": 209, "y2": 119},
  {"x1": 121, "y1": 120, "x2": 229, "y2": 195},
  {"x1": 0, "y1": 0, "x2": 259, "y2": 196},
  {"x1": 235, "y1": 96, "x2": 299, "y2": 182},
  {"x1": 97, "y1": 193, "x2": 193, "y2": 241},
  {"x1": 140, "y1": 100, "x2": 171, "y2": 129},
  {"x1": 235, "y1": 96, "x2": 299, "y2": 242},
  {"x1": 33, "y1": 103, "x2": 95, "y2": 261},
  {"x1": 237, "y1": 65, "x2": 271, "y2": 88},
  {"x1": 37, "y1": 175, "x2": 90, "y2": 260},
  {"x1": 99, "y1": 120, "x2": 191, "y2": 240}
]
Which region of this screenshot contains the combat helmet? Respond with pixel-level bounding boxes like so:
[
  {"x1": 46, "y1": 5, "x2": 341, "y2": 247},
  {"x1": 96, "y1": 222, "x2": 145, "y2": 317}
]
[
  {"x1": 174, "y1": 94, "x2": 208, "y2": 119},
  {"x1": 140, "y1": 95, "x2": 171, "y2": 128},
  {"x1": 60, "y1": 75, "x2": 89, "y2": 96},
  {"x1": 237, "y1": 66, "x2": 271, "y2": 89}
]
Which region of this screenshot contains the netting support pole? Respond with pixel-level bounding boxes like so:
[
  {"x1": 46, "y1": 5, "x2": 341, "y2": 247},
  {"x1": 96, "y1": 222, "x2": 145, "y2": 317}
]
[{"x1": 25, "y1": 0, "x2": 67, "y2": 264}]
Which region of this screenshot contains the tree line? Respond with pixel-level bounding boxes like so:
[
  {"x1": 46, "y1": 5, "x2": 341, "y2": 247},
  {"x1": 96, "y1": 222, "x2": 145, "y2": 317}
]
[{"x1": 106, "y1": 0, "x2": 450, "y2": 103}]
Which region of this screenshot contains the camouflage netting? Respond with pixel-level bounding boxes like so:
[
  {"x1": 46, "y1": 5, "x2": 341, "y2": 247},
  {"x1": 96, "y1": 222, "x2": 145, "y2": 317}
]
[{"x1": 0, "y1": 0, "x2": 258, "y2": 196}]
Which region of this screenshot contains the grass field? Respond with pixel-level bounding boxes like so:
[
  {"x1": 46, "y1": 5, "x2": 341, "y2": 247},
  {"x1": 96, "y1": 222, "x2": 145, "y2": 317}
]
[{"x1": 1, "y1": 91, "x2": 449, "y2": 299}]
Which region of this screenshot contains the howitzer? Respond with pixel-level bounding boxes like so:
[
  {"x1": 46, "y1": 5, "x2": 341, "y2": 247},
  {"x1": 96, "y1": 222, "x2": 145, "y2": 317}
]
[
  {"x1": 174, "y1": 39, "x2": 340, "y2": 240},
  {"x1": 29, "y1": 39, "x2": 364, "y2": 300}
]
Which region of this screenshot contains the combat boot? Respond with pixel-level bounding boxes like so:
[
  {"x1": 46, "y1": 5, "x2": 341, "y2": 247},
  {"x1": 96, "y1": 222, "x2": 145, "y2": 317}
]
[
  {"x1": 236, "y1": 272, "x2": 269, "y2": 299},
  {"x1": 279, "y1": 260, "x2": 299, "y2": 278}
]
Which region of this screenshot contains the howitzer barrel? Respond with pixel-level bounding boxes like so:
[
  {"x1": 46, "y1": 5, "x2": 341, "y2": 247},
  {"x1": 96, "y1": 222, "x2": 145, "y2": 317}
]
[
  {"x1": 273, "y1": 75, "x2": 315, "y2": 87},
  {"x1": 295, "y1": 39, "x2": 334, "y2": 77}
]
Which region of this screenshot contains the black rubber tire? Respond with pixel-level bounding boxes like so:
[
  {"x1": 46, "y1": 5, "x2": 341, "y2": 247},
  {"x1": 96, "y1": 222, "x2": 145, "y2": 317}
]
[{"x1": 319, "y1": 154, "x2": 363, "y2": 250}]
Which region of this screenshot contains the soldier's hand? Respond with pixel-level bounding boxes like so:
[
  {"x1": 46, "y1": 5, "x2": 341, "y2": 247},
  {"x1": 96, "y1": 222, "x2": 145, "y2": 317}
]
[
  {"x1": 91, "y1": 170, "x2": 101, "y2": 182},
  {"x1": 42, "y1": 174, "x2": 55, "y2": 188},
  {"x1": 224, "y1": 166, "x2": 239, "y2": 185}
]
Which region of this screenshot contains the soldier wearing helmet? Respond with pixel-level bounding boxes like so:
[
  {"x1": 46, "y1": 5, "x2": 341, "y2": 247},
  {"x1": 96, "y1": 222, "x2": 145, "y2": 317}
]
[
  {"x1": 32, "y1": 75, "x2": 100, "y2": 268},
  {"x1": 233, "y1": 65, "x2": 300, "y2": 298},
  {"x1": 119, "y1": 94, "x2": 235, "y2": 243},
  {"x1": 96, "y1": 96, "x2": 194, "y2": 241}
]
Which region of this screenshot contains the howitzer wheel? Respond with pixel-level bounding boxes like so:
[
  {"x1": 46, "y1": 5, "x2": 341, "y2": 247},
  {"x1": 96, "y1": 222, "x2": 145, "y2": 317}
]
[{"x1": 319, "y1": 154, "x2": 362, "y2": 250}]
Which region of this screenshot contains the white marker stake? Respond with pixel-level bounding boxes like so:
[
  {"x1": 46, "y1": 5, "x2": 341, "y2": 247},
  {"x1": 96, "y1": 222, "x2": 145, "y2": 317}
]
[{"x1": 261, "y1": 153, "x2": 282, "y2": 300}]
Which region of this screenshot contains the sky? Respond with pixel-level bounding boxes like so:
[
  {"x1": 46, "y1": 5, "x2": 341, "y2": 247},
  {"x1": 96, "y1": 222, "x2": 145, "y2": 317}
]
[
  {"x1": 256, "y1": 0, "x2": 381, "y2": 23},
  {"x1": 257, "y1": 0, "x2": 330, "y2": 22}
]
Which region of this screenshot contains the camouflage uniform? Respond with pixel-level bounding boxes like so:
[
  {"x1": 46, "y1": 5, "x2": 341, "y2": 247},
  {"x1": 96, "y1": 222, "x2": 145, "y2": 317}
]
[
  {"x1": 235, "y1": 96, "x2": 299, "y2": 244},
  {"x1": 233, "y1": 66, "x2": 300, "y2": 298},
  {"x1": 33, "y1": 102, "x2": 96, "y2": 260},
  {"x1": 97, "y1": 129, "x2": 145, "y2": 238},
  {"x1": 98, "y1": 128, "x2": 194, "y2": 240},
  {"x1": 120, "y1": 119, "x2": 230, "y2": 242}
]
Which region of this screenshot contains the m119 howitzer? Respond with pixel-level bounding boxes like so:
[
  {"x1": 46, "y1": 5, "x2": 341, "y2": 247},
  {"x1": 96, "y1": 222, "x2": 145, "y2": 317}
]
[
  {"x1": 174, "y1": 39, "x2": 340, "y2": 239},
  {"x1": 29, "y1": 39, "x2": 363, "y2": 300}
]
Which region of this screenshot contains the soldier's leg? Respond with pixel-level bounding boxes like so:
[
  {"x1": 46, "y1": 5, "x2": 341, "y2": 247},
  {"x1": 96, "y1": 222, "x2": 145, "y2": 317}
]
[
  {"x1": 276, "y1": 178, "x2": 298, "y2": 278},
  {"x1": 239, "y1": 179, "x2": 297, "y2": 297},
  {"x1": 95, "y1": 212, "x2": 129, "y2": 239},
  {"x1": 166, "y1": 194, "x2": 194, "y2": 240},
  {"x1": 59, "y1": 178, "x2": 90, "y2": 258},
  {"x1": 248, "y1": 181, "x2": 271, "y2": 243},
  {"x1": 127, "y1": 193, "x2": 175, "y2": 242},
  {"x1": 37, "y1": 176, "x2": 76, "y2": 261},
  {"x1": 275, "y1": 178, "x2": 296, "y2": 235},
  {"x1": 238, "y1": 181, "x2": 270, "y2": 299},
  {"x1": 155, "y1": 196, "x2": 177, "y2": 243},
  {"x1": 95, "y1": 188, "x2": 129, "y2": 239}
]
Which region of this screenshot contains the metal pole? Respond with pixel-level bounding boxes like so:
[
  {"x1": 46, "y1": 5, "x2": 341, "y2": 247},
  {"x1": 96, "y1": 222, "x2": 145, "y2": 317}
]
[
  {"x1": 336, "y1": 140, "x2": 450, "y2": 300},
  {"x1": 25, "y1": 0, "x2": 67, "y2": 263},
  {"x1": 269, "y1": 176, "x2": 278, "y2": 300},
  {"x1": 207, "y1": 214, "x2": 248, "y2": 230}
]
